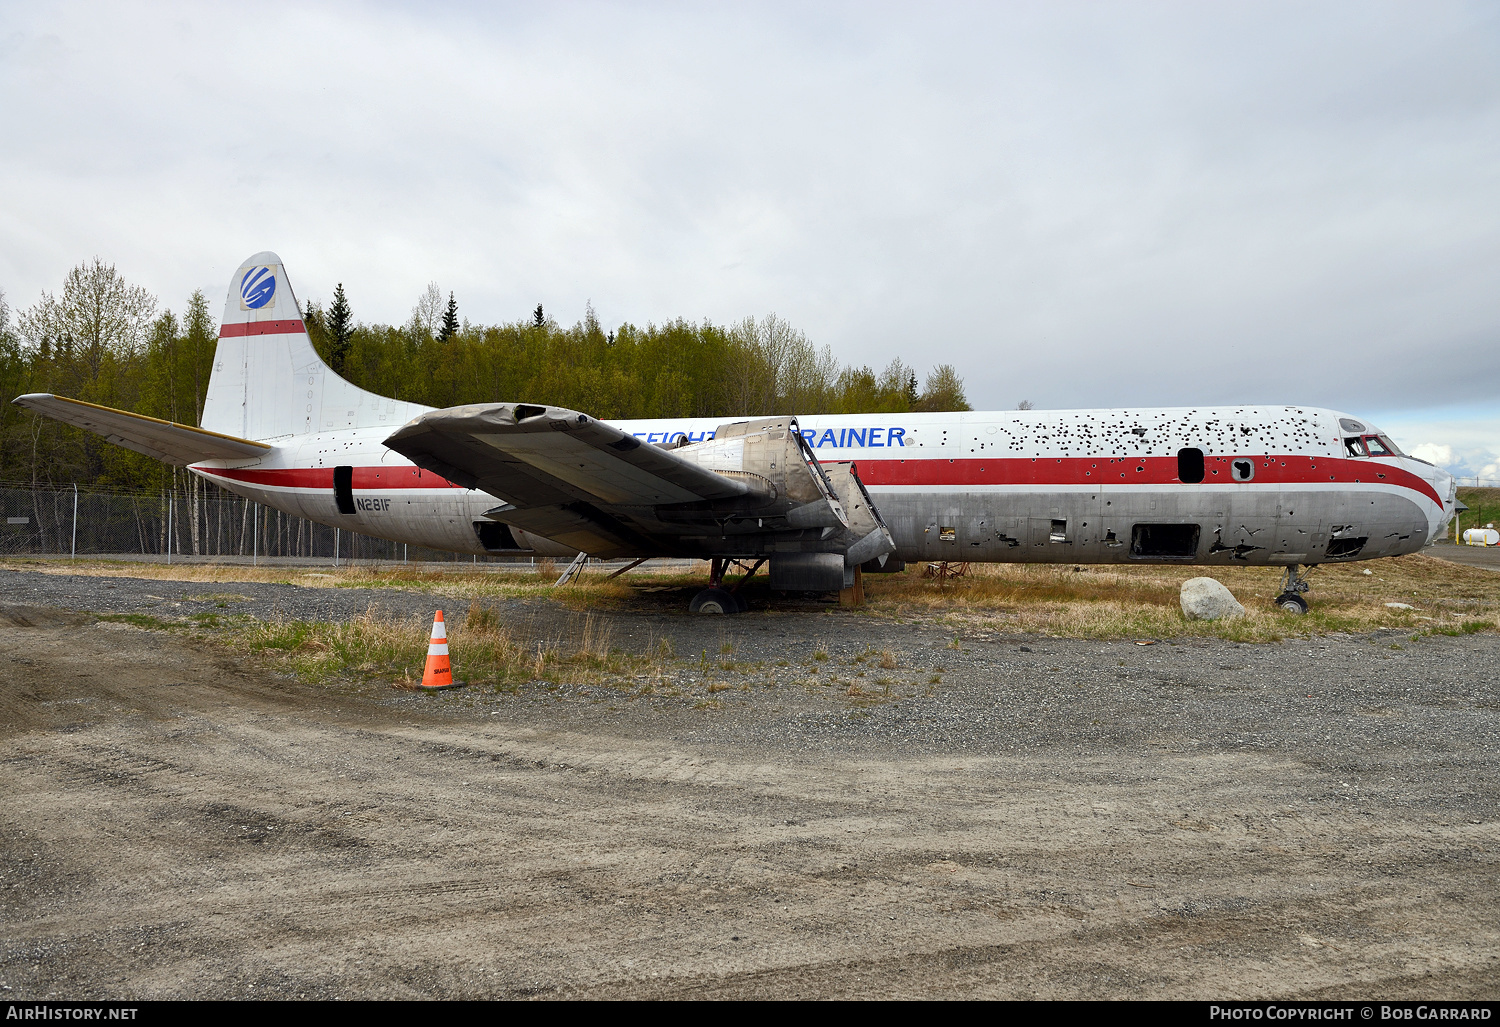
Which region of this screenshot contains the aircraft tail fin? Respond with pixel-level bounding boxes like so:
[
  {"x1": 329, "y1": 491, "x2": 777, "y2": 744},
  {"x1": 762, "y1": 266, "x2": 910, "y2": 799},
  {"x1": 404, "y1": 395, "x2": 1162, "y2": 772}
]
[{"x1": 203, "y1": 252, "x2": 428, "y2": 441}]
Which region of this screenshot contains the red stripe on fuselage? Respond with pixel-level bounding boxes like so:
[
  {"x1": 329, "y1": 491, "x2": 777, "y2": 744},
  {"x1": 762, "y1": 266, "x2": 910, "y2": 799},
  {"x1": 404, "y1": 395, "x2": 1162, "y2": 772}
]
[
  {"x1": 199, "y1": 466, "x2": 464, "y2": 489},
  {"x1": 856, "y1": 454, "x2": 1444, "y2": 507},
  {"x1": 218, "y1": 320, "x2": 307, "y2": 338},
  {"x1": 197, "y1": 455, "x2": 1442, "y2": 507}
]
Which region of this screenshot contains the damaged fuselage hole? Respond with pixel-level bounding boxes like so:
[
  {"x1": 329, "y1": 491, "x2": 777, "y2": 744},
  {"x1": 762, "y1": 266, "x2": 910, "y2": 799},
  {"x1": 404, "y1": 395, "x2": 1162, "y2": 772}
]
[{"x1": 1208, "y1": 526, "x2": 1265, "y2": 560}]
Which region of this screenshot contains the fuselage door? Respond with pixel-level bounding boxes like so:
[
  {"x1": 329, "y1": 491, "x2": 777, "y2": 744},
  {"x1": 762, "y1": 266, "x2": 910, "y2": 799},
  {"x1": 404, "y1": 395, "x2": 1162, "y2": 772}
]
[
  {"x1": 1274, "y1": 500, "x2": 1324, "y2": 561},
  {"x1": 334, "y1": 465, "x2": 356, "y2": 515}
]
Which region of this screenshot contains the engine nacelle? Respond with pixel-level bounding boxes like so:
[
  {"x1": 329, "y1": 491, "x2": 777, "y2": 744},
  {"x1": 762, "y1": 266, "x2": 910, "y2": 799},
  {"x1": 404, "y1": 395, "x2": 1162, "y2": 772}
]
[{"x1": 665, "y1": 418, "x2": 897, "y2": 583}]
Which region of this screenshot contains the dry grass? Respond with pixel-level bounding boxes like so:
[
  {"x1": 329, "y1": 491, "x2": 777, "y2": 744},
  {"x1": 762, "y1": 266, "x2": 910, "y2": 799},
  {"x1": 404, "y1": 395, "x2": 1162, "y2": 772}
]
[
  {"x1": 237, "y1": 601, "x2": 675, "y2": 690},
  {"x1": 860, "y1": 554, "x2": 1500, "y2": 641},
  {"x1": 0, "y1": 557, "x2": 653, "y2": 609}
]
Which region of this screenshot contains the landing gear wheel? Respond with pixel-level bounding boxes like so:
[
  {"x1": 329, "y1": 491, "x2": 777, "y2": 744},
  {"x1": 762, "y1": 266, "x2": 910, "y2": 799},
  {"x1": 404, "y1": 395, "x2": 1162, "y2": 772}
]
[
  {"x1": 689, "y1": 587, "x2": 738, "y2": 615},
  {"x1": 1274, "y1": 563, "x2": 1315, "y2": 615},
  {"x1": 1275, "y1": 592, "x2": 1309, "y2": 615},
  {"x1": 730, "y1": 590, "x2": 749, "y2": 613}
]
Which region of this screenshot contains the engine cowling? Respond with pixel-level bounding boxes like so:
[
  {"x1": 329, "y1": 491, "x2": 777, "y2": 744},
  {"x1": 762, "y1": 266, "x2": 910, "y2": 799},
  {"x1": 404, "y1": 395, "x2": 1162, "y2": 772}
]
[{"x1": 669, "y1": 416, "x2": 848, "y2": 529}]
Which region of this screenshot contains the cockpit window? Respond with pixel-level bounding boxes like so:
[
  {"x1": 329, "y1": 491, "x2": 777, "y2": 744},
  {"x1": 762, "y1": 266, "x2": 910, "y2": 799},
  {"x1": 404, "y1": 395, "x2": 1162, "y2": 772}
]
[
  {"x1": 1344, "y1": 437, "x2": 1368, "y2": 457},
  {"x1": 1364, "y1": 435, "x2": 1394, "y2": 457},
  {"x1": 1377, "y1": 434, "x2": 1403, "y2": 457}
]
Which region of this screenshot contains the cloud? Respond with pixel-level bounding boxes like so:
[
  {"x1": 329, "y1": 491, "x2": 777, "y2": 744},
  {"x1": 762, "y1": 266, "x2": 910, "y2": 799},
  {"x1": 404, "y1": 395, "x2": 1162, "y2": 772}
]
[
  {"x1": 1410, "y1": 443, "x2": 1454, "y2": 466},
  {"x1": 1373, "y1": 405, "x2": 1500, "y2": 483},
  {"x1": 0, "y1": 1, "x2": 1497, "y2": 419}
]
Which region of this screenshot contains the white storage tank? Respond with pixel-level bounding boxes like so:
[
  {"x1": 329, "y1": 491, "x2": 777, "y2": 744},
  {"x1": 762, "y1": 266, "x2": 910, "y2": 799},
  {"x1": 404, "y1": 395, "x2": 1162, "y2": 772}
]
[{"x1": 1463, "y1": 526, "x2": 1500, "y2": 546}]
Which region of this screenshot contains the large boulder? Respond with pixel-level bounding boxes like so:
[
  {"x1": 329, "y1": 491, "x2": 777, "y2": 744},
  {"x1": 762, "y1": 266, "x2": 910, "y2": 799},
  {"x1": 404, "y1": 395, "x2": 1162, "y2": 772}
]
[{"x1": 1180, "y1": 577, "x2": 1245, "y2": 621}]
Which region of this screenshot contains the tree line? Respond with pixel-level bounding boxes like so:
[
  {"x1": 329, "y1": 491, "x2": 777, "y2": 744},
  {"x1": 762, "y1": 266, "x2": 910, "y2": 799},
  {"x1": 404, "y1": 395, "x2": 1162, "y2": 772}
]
[{"x1": 1, "y1": 259, "x2": 970, "y2": 494}]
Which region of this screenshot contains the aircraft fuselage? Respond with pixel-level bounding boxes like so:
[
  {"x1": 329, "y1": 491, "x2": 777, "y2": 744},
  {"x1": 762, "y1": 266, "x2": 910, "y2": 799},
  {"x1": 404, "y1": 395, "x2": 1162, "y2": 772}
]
[{"x1": 193, "y1": 405, "x2": 1454, "y2": 568}]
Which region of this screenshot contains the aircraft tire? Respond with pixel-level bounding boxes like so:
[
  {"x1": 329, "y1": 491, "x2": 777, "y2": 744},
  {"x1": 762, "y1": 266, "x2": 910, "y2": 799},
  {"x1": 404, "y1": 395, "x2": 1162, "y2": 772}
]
[
  {"x1": 1275, "y1": 592, "x2": 1310, "y2": 615},
  {"x1": 689, "y1": 587, "x2": 738, "y2": 615}
]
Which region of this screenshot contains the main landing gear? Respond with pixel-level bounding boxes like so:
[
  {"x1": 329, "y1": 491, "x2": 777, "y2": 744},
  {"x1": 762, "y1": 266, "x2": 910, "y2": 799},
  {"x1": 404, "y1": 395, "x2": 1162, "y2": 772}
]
[
  {"x1": 1274, "y1": 563, "x2": 1316, "y2": 615},
  {"x1": 689, "y1": 557, "x2": 765, "y2": 615}
]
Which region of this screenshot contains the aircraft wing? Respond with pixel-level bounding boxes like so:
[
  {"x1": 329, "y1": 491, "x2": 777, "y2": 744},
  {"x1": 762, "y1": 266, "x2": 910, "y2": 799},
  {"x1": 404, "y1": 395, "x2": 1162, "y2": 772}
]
[
  {"x1": 383, "y1": 402, "x2": 755, "y2": 556},
  {"x1": 12, "y1": 394, "x2": 271, "y2": 465}
]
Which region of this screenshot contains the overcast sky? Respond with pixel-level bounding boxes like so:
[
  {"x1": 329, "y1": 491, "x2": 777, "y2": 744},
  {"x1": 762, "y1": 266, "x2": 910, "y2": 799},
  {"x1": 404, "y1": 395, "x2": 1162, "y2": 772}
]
[{"x1": 2, "y1": 2, "x2": 1497, "y2": 475}]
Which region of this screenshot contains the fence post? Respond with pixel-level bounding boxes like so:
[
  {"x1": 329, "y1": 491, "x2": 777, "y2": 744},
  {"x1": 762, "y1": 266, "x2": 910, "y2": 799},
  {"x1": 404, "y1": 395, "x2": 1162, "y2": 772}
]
[
  {"x1": 253, "y1": 504, "x2": 258, "y2": 567},
  {"x1": 334, "y1": 527, "x2": 340, "y2": 569},
  {"x1": 167, "y1": 492, "x2": 173, "y2": 565},
  {"x1": 71, "y1": 484, "x2": 78, "y2": 561}
]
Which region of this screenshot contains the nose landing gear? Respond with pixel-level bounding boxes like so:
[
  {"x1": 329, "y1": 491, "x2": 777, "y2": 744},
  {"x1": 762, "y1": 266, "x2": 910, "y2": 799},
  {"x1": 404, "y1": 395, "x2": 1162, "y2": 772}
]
[{"x1": 1274, "y1": 563, "x2": 1316, "y2": 614}]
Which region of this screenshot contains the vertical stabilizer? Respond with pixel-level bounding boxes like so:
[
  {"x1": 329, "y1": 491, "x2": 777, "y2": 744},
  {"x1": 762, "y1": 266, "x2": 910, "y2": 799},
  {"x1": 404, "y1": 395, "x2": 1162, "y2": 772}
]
[{"x1": 201, "y1": 252, "x2": 429, "y2": 441}]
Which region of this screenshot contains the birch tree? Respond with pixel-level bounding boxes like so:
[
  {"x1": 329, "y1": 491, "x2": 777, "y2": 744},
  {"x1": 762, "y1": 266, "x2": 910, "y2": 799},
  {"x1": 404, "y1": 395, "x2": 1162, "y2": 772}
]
[
  {"x1": 412, "y1": 282, "x2": 443, "y2": 338},
  {"x1": 916, "y1": 364, "x2": 971, "y2": 412},
  {"x1": 19, "y1": 257, "x2": 156, "y2": 392}
]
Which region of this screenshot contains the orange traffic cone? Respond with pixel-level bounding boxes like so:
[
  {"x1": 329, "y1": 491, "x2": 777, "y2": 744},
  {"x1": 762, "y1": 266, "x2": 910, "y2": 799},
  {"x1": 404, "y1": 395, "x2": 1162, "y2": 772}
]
[{"x1": 419, "y1": 610, "x2": 459, "y2": 689}]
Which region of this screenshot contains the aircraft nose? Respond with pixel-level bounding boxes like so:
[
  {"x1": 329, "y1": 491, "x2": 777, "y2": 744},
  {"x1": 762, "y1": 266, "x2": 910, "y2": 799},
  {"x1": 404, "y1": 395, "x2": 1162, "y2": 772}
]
[
  {"x1": 1400, "y1": 456, "x2": 1455, "y2": 523},
  {"x1": 1429, "y1": 462, "x2": 1456, "y2": 498},
  {"x1": 1406, "y1": 455, "x2": 1451, "y2": 483}
]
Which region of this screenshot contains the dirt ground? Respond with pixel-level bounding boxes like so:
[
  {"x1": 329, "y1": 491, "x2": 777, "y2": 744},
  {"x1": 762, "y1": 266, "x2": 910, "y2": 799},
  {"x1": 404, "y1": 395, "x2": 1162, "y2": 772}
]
[{"x1": 1, "y1": 571, "x2": 1498, "y2": 1000}]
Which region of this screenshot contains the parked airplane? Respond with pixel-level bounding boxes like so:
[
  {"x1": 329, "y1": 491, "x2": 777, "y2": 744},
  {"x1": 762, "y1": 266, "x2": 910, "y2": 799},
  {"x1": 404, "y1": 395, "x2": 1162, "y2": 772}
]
[{"x1": 15, "y1": 252, "x2": 1458, "y2": 614}]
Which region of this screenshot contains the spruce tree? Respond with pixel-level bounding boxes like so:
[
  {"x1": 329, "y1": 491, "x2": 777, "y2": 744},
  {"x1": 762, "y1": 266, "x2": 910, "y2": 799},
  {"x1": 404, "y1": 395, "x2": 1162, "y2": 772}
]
[
  {"x1": 438, "y1": 292, "x2": 459, "y2": 343},
  {"x1": 328, "y1": 283, "x2": 353, "y2": 374},
  {"x1": 532, "y1": 304, "x2": 546, "y2": 329}
]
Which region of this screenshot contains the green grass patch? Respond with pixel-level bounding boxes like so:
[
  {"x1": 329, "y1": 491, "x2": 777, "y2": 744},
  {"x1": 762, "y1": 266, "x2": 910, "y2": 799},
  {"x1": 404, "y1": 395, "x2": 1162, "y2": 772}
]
[
  {"x1": 1431, "y1": 620, "x2": 1492, "y2": 637},
  {"x1": 97, "y1": 612, "x2": 182, "y2": 631}
]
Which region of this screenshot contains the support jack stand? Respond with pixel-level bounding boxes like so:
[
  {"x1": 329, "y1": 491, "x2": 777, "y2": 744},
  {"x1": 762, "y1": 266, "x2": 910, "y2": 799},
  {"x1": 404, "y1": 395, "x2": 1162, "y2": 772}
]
[{"x1": 555, "y1": 550, "x2": 588, "y2": 586}]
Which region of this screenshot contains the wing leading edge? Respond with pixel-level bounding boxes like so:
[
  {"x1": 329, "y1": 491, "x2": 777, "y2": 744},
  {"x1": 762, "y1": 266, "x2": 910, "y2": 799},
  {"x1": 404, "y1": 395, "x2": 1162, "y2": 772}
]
[{"x1": 384, "y1": 403, "x2": 764, "y2": 556}]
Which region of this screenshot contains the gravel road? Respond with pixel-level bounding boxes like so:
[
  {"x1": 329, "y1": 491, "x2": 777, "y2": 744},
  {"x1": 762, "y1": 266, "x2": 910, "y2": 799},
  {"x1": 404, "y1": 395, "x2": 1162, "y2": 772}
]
[
  {"x1": 1428, "y1": 542, "x2": 1500, "y2": 573},
  {"x1": 1, "y1": 568, "x2": 1497, "y2": 999}
]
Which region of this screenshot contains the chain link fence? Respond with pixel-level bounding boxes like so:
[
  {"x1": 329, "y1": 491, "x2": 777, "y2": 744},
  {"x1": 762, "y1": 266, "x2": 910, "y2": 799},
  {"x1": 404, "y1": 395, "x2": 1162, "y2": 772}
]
[{"x1": 0, "y1": 480, "x2": 495, "y2": 565}]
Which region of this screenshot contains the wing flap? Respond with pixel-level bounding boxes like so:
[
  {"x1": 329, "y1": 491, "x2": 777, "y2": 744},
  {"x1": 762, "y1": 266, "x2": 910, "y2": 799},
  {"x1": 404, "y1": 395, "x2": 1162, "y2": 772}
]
[
  {"x1": 487, "y1": 502, "x2": 673, "y2": 559},
  {"x1": 12, "y1": 394, "x2": 270, "y2": 465}
]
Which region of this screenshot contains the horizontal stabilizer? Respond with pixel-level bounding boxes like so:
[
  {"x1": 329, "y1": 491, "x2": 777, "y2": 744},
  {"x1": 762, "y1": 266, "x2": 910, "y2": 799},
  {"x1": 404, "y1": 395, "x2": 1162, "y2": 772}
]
[{"x1": 12, "y1": 394, "x2": 270, "y2": 466}]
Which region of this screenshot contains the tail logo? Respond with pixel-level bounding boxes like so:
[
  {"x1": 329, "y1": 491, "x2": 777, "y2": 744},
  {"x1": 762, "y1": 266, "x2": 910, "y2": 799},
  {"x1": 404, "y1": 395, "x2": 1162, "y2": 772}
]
[{"x1": 240, "y1": 267, "x2": 277, "y2": 310}]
